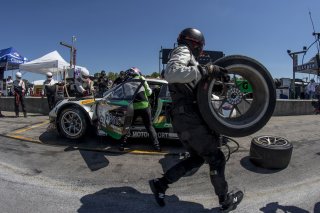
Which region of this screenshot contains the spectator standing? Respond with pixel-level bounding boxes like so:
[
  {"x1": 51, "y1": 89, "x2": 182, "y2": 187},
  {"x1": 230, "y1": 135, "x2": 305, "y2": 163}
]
[
  {"x1": 307, "y1": 79, "x2": 317, "y2": 99},
  {"x1": 6, "y1": 76, "x2": 13, "y2": 96}
]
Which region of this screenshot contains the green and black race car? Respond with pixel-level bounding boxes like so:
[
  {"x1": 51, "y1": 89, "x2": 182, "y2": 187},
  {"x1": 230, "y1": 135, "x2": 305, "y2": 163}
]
[{"x1": 48, "y1": 78, "x2": 178, "y2": 140}]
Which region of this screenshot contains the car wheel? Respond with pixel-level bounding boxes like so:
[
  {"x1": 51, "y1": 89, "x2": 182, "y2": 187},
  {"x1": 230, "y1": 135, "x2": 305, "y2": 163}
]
[
  {"x1": 58, "y1": 107, "x2": 87, "y2": 139},
  {"x1": 250, "y1": 135, "x2": 293, "y2": 169},
  {"x1": 197, "y1": 55, "x2": 276, "y2": 137}
]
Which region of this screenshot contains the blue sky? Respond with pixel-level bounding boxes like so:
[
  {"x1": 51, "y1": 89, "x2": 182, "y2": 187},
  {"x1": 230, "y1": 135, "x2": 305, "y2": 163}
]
[{"x1": 1, "y1": 0, "x2": 320, "y2": 81}]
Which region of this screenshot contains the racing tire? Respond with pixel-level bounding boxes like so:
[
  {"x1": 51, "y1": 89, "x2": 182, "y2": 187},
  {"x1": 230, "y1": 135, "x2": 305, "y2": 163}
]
[
  {"x1": 197, "y1": 55, "x2": 276, "y2": 137},
  {"x1": 57, "y1": 107, "x2": 88, "y2": 139},
  {"x1": 249, "y1": 136, "x2": 293, "y2": 169}
]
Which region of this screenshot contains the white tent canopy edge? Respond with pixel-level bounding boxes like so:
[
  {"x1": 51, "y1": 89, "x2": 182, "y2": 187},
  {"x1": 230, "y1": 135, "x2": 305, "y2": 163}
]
[{"x1": 19, "y1": 50, "x2": 89, "y2": 77}]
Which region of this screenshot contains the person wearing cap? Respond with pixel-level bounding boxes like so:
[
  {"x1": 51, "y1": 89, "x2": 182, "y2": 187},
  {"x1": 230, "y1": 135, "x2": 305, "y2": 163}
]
[
  {"x1": 74, "y1": 69, "x2": 94, "y2": 97},
  {"x1": 42, "y1": 72, "x2": 56, "y2": 110},
  {"x1": 12, "y1": 72, "x2": 27, "y2": 117}
]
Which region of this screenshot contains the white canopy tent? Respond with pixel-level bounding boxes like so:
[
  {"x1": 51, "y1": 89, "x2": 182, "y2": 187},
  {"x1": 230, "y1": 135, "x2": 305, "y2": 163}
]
[{"x1": 19, "y1": 50, "x2": 90, "y2": 78}]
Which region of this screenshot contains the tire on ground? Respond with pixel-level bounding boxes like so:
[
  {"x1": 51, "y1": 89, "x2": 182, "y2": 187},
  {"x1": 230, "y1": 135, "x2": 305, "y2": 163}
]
[
  {"x1": 197, "y1": 55, "x2": 276, "y2": 137},
  {"x1": 57, "y1": 107, "x2": 88, "y2": 140},
  {"x1": 249, "y1": 136, "x2": 293, "y2": 169}
]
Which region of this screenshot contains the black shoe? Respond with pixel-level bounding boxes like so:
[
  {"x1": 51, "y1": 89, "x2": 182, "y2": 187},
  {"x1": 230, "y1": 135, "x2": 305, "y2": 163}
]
[
  {"x1": 119, "y1": 144, "x2": 125, "y2": 151},
  {"x1": 220, "y1": 191, "x2": 244, "y2": 213},
  {"x1": 15, "y1": 114, "x2": 19, "y2": 118},
  {"x1": 23, "y1": 112, "x2": 27, "y2": 118},
  {"x1": 154, "y1": 144, "x2": 161, "y2": 152},
  {"x1": 149, "y1": 179, "x2": 166, "y2": 207},
  {"x1": 0, "y1": 114, "x2": 4, "y2": 118}
]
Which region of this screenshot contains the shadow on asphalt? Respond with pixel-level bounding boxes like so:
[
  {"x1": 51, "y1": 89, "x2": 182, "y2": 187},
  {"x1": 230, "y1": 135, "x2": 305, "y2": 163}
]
[
  {"x1": 39, "y1": 131, "x2": 183, "y2": 154},
  {"x1": 39, "y1": 131, "x2": 184, "y2": 172},
  {"x1": 77, "y1": 186, "x2": 220, "y2": 213},
  {"x1": 314, "y1": 202, "x2": 320, "y2": 213},
  {"x1": 240, "y1": 156, "x2": 283, "y2": 174},
  {"x1": 0, "y1": 115, "x2": 18, "y2": 118},
  {"x1": 0, "y1": 114, "x2": 44, "y2": 118},
  {"x1": 259, "y1": 201, "x2": 310, "y2": 213},
  {"x1": 79, "y1": 150, "x2": 110, "y2": 171}
]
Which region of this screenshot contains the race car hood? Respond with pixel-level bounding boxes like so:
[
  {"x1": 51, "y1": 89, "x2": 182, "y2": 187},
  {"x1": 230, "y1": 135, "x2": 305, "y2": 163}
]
[{"x1": 49, "y1": 97, "x2": 101, "y2": 122}]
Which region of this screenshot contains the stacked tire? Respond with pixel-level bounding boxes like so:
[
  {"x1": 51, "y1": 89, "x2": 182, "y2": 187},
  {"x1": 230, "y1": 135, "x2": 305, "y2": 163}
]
[{"x1": 250, "y1": 136, "x2": 293, "y2": 169}]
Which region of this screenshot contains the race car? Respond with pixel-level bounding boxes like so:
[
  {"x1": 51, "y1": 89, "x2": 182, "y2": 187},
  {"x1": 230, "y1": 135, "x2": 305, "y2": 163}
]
[{"x1": 48, "y1": 78, "x2": 178, "y2": 140}]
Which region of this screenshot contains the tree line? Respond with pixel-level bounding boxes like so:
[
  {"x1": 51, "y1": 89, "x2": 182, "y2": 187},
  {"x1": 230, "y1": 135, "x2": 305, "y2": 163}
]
[{"x1": 93, "y1": 71, "x2": 160, "y2": 81}]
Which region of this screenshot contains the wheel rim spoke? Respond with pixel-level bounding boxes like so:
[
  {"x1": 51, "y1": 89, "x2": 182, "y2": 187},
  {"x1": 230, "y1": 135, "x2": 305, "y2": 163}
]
[
  {"x1": 234, "y1": 105, "x2": 242, "y2": 116},
  {"x1": 258, "y1": 136, "x2": 288, "y2": 146},
  {"x1": 61, "y1": 111, "x2": 82, "y2": 136}
]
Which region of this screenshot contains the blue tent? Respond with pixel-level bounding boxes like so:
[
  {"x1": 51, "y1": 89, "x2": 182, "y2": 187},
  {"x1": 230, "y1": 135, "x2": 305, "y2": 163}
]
[{"x1": 0, "y1": 47, "x2": 27, "y2": 70}]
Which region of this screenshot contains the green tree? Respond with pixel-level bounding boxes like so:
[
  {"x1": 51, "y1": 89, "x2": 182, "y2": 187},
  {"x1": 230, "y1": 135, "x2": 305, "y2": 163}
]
[
  {"x1": 149, "y1": 72, "x2": 160, "y2": 78},
  {"x1": 107, "y1": 72, "x2": 118, "y2": 81}
]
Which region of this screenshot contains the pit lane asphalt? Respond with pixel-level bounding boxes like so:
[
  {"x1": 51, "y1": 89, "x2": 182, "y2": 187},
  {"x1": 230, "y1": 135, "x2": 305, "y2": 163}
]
[{"x1": 0, "y1": 111, "x2": 319, "y2": 213}]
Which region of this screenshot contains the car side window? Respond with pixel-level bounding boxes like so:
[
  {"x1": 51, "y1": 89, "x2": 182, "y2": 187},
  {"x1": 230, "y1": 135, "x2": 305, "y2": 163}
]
[
  {"x1": 159, "y1": 84, "x2": 171, "y2": 99},
  {"x1": 104, "y1": 81, "x2": 141, "y2": 101}
]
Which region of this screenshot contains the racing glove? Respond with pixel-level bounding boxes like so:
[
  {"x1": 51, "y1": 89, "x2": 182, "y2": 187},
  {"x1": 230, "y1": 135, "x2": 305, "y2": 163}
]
[
  {"x1": 83, "y1": 90, "x2": 89, "y2": 96},
  {"x1": 199, "y1": 63, "x2": 228, "y2": 79}
]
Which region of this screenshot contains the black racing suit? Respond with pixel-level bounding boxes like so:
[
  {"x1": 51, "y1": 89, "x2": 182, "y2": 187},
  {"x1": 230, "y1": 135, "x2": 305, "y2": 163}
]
[
  {"x1": 163, "y1": 45, "x2": 228, "y2": 199},
  {"x1": 43, "y1": 79, "x2": 56, "y2": 110},
  {"x1": 98, "y1": 76, "x2": 109, "y2": 97}
]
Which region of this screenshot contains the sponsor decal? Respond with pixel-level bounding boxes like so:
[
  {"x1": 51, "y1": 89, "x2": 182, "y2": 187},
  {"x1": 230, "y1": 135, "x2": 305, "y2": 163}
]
[
  {"x1": 80, "y1": 99, "x2": 95, "y2": 105},
  {"x1": 10, "y1": 58, "x2": 23, "y2": 64},
  {"x1": 295, "y1": 62, "x2": 316, "y2": 71},
  {"x1": 99, "y1": 111, "x2": 123, "y2": 127},
  {"x1": 129, "y1": 131, "x2": 176, "y2": 138}
]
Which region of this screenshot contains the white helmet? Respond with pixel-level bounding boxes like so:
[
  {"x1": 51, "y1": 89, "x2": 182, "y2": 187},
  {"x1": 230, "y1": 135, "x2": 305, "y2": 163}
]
[
  {"x1": 46, "y1": 72, "x2": 53, "y2": 79},
  {"x1": 16, "y1": 72, "x2": 22, "y2": 79},
  {"x1": 80, "y1": 69, "x2": 90, "y2": 81}
]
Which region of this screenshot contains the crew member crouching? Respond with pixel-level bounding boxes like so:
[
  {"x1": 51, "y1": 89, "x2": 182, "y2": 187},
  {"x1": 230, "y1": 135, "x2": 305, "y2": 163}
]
[{"x1": 75, "y1": 69, "x2": 94, "y2": 97}]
